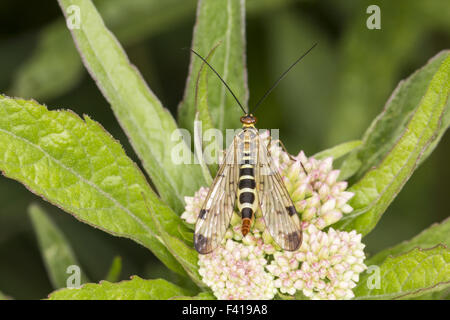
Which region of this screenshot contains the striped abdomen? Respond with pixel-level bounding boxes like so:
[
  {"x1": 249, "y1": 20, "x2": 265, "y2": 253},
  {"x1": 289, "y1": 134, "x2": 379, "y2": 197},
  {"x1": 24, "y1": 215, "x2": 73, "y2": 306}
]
[{"x1": 237, "y1": 132, "x2": 258, "y2": 236}]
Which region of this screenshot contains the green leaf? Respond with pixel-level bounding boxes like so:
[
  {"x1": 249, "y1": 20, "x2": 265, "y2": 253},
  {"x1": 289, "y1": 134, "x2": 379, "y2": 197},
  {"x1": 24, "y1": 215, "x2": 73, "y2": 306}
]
[
  {"x1": 194, "y1": 113, "x2": 214, "y2": 185},
  {"x1": 410, "y1": 288, "x2": 450, "y2": 300},
  {"x1": 28, "y1": 203, "x2": 90, "y2": 289},
  {"x1": 195, "y1": 44, "x2": 218, "y2": 135},
  {"x1": 105, "y1": 256, "x2": 122, "y2": 283},
  {"x1": 0, "y1": 95, "x2": 187, "y2": 276},
  {"x1": 178, "y1": 0, "x2": 249, "y2": 135},
  {"x1": 368, "y1": 218, "x2": 450, "y2": 266},
  {"x1": 177, "y1": 224, "x2": 195, "y2": 245},
  {"x1": 48, "y1": 276, "x2": 193, "y2": 300},
  {"x1": 418, "y1": 97, "x2": 450, "y2": 165},
  {"x1": 10, "y1": 0, "x2": 197, "y2": 101},
  {"x1": 57, "y1": 0, "x2": 205, "y2": 213},
  {"x1": 313, "y1": 140, "x2": 362, "y2": 160},
  {"x1": 144, "y1": 197, "x2": 204, "y2": 288},
  {"x1": 193, "y1": 44, "x2": 222, "y2": 181},
  {"x1": 340, "y1": 51, "x2": 450, "y2": 181},
  {"x1": 171, "y1": 292, "x2": 216, "y2": 300},
  {"x1": 335, "y1": 52, "x2": 450, "y2": 235},
  {"x1": 354, "y1": 246, "x2": 450, "y2": 300}
]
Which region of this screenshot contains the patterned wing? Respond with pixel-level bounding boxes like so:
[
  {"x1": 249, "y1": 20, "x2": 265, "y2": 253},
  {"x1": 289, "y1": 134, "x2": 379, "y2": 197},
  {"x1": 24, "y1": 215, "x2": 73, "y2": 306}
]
[
  {"x1": 255, "y1": 135, "x2": 302, "y2": 251},
  {"x1": 194, "y1": 137, "x2": 239, "y2": 254}
]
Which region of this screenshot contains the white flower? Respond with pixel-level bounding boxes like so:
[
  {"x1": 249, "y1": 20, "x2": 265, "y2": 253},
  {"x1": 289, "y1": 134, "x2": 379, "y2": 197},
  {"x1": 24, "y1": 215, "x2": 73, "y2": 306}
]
[
  {"x1": 284, "y1": 151, "x2": 354, "y2": 229},
  {"x1": 267, "y1": 223, "x2": 366, "y2": 300},
  {"x1": 198, "y1": 239, "x2": 277, "y2": 300}
]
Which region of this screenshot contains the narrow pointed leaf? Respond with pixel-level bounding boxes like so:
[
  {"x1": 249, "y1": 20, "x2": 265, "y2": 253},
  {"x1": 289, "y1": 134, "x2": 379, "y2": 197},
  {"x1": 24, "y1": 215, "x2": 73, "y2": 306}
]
[
  {"x1": 335, "y1": 52, "x2": 450, "y2": 235},
  {"x1": 418, "y1": 97, "x2": 450, "y2": 165},
  {"x1": 58, "y1": 0, "x2": 205, "y2": 213},
  {"x1": 178, "y1": 0, "x2": 249, "y2": 135},
  {"x1": 194, "y1": 46, "x2": 222, "y2": 177},
  {"x1": 195, "y1": 45, "x2": 217, "y2": 135},
  {"x1": 0, "y1": 95, "x2": 187, "y2": 276},
  {"x1": 193, "y1": 52, "x2": 222, "y2": 182},
  {"x1": 339, "y1": 51, "x2": 450, "y2": 181},
  {"x1": 48, "y1": 276, "x2": 193, "y2": 300},
  {"x1": 194, "y1": 114, "x2": 213, "y2": 185},
  {"x1": 178, "y1": 224, "x2": 195, "y2": 245},
  {"x1": 29, "y1": 203, "x2": 90, "y2": 289},
  {"x1": 354, "y1": 246, "x2": 450, "y2": 300},
  {"x1": 105, "y1": 256, "x2": 122, "y2": 283}
]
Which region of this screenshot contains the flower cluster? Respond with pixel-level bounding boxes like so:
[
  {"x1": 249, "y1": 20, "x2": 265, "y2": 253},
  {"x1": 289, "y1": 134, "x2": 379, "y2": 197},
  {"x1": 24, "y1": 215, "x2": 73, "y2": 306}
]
[
  {"x1": 198, "y1": 238, "x2": 277, "y2": 300},
  {"x1": 267, "y1": 223, "x2": 366, "y2": 299},
  {"x1": 285, "y1": 152, "x2": 354, "y2": 229},
  {"x1": 182, "y1": 136, "x2": 366, "y2": 300}
]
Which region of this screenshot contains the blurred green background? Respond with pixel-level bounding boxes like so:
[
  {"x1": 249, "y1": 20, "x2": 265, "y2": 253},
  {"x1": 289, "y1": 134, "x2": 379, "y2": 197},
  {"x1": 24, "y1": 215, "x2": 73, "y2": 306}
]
[{"x1": 0, "y1": 0, "x2": 448, "y2": 299}]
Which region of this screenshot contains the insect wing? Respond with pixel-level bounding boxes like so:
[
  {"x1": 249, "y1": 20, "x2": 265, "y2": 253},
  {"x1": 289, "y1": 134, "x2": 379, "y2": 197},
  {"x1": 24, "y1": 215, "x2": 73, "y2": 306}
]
[
  {"x1": 255, "y1": 136, "x2": 302, "y2": 251},
  {"x1": 194, "y1": 137, "x2": 239, "y2": 254}
]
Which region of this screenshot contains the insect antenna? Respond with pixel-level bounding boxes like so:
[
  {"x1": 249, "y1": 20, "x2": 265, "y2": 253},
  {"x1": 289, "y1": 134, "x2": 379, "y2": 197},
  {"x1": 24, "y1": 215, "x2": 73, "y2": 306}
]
[
  {"x1": 190, "y1": 49, "x2": 247, "y2": 115},
  {"x1": 250, "y1": 43, "x2": 317, "y2": 115}
]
